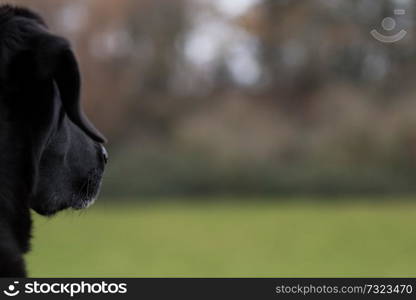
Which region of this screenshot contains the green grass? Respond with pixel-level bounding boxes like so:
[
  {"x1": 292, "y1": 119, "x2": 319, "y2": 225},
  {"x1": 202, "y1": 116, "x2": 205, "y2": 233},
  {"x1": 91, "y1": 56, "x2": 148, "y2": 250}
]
[{"x1": 27, "y1": 198, "x2": 416, "y2": 277}]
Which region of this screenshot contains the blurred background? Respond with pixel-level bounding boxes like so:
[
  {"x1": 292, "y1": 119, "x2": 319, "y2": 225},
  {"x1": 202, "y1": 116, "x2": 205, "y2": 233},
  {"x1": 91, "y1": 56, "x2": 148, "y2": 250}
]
[{"x1": 9, "y1": 0, "x2": 416, "y2": 276}]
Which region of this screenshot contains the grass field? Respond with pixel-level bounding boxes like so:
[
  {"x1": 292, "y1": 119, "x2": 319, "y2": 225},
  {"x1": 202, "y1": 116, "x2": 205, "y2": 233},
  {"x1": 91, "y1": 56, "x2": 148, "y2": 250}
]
[{"x1": 27, "y1": 198, "x2": 416, "y2": 277}]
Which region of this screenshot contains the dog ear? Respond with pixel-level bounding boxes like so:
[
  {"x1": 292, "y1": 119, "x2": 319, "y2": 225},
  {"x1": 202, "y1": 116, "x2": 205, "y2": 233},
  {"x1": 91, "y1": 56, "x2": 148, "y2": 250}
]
[{"x1": 34, "y1": 31, "x2": 107, "y2": 143}]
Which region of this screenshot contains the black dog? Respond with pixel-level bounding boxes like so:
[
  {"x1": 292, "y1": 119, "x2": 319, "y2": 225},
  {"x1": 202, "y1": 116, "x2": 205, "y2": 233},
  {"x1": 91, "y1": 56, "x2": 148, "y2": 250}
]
[{"x1": 0, "y1": 5, "x2": 107, "y2": 277}]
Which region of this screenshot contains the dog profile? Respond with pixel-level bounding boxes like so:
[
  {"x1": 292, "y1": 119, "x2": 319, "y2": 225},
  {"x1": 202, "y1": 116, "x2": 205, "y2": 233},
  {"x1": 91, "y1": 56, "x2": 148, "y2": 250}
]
[{"x1": 0, "y1": 5, "x2": 107, "y2": 277}]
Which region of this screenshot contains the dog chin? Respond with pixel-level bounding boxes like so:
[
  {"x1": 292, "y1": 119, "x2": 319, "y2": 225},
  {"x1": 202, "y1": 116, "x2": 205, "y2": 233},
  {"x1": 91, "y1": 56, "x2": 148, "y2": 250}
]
[
  {"x1": 33, "y1": 196, "x2": 97, "y2": 216},
  {"x1": 32, "y1": 203, "x2": 70, "y2": 217},
  {"x1": 32, "y1": 191, "x2": 99, "y2": 216}
]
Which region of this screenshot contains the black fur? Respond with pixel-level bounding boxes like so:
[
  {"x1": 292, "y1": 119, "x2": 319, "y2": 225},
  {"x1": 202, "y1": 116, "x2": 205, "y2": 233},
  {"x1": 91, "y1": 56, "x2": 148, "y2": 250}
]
[{"x1": 0, "y1": 5, "x2": 107, "y2": 277}]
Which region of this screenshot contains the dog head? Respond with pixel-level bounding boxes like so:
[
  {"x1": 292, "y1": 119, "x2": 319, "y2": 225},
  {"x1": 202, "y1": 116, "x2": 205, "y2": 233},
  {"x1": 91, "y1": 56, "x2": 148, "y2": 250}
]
[{"x1": 0, "y1": 5, "x2": 107, "y2": 216}]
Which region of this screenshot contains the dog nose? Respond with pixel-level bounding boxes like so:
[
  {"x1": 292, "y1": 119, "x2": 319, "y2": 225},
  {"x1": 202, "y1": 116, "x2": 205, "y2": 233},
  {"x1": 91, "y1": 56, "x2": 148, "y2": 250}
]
[{"x1": 100, "y1": 145, "x2": 108, "y2": 164}]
